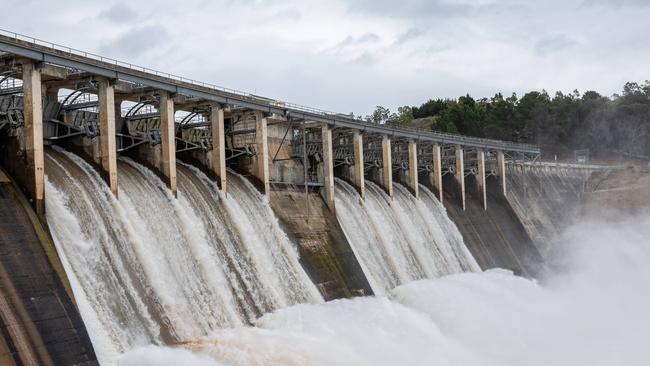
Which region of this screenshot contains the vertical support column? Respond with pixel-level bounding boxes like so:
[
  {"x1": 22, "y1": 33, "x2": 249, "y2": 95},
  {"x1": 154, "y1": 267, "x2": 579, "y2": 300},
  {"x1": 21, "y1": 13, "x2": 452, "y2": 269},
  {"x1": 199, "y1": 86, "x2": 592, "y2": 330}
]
[
  {"x1": 477, "y1": 149, "x2": 487, "y2": 210},
  {"x1": 431, "y1": 143, "x2": 443, "y2": 203},
  {"x1": 115, "y1": 100, "x2": 124, "y2": 132},
  {"x1": 22, "y1": 62, "x2": 44, "y2": 215},
  {"x1": 159, "y1": 92, "x2": 177, "y2": 197},
  {"x1": 255, "y1": 113, "x2": 270, "y2": 194},
  {"x1": 321, "y1": 124, "x2": 335, "y2": 212},
  {"x1": 381, "y1": 135, "x2": 393, "y2": 197},
  {"x1": 45, "y1": 86, "x2": 59, "y2": 103},
  {"x1": 455, "y1": 145, "x2": 466, "y2": 210},
  {"x1": 407, "y1": 139, "x2": 419, "y2": 199},
  {"x1": 97, "y1": 78, "x2": 118, "y2": 196},
  {"x1": 208, "y1": 104, "x2": 227, "y2": 194},
  {"x1": 352, "y1": 130, "x2": 365, "y2": 200},
  {"x1": 497, "y1": 150, "x2": 507, "y2": 196}
]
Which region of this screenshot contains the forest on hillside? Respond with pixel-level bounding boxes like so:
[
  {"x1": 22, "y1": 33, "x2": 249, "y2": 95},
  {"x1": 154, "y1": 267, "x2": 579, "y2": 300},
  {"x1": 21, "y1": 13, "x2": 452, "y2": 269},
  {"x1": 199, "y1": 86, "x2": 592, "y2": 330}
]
[{"x1": 360, "y1": 81, "x2": 650, "y2": 161}]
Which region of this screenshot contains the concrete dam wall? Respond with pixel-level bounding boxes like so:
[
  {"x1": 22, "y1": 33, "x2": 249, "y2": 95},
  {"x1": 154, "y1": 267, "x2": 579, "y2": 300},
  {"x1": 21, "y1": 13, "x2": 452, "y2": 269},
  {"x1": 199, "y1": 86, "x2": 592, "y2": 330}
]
[
  {"x1": 0, "y1": 139, "x2": 628, "y2": 364},
  {"x1": 0, "y1": 38, "x2": 597, "y2": 364},
  {"x1": 0, "y1": 90, "x2": 601, "y2": 363},
  {"x1": 505, "y1": 164, "x2": 592, "y2": 259},
  {"x1": 0, "y1": 168, "x2": 96, "y2": 365},
  {"x1": 442, "y1": 175, "x2": 543, "y2": 277},
  {"x1": 0, "y1": 112, "x2": 585, "y2": 364}
]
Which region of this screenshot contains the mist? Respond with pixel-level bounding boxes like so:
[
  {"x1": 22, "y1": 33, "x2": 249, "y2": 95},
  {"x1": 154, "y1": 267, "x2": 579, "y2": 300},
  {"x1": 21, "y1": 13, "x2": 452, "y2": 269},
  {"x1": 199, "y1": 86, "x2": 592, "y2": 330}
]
[{"x1": 115, "y1": 210, "x2": 650, "y2": 366}]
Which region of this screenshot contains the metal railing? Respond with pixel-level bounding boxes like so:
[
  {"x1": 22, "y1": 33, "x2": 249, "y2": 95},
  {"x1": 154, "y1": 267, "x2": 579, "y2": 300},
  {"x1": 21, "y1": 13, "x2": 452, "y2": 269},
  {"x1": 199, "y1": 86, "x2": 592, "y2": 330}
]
[{"x1": 0, "y1": 28, "x2": 539, "y2": 153}]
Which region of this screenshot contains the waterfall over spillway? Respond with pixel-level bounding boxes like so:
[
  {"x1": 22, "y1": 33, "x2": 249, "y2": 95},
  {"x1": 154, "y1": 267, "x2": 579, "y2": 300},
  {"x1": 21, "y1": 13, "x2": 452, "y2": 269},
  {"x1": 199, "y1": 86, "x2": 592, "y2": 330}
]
[
  {"x1": 505, "y1": 166, "x2": 590, "y2": 258},
  {"x1": 335, "y1": 178, "x2": 480, "y2": 295},
  {"x1": 44, "y1": 149, "x2": 321, "y2": 363}
]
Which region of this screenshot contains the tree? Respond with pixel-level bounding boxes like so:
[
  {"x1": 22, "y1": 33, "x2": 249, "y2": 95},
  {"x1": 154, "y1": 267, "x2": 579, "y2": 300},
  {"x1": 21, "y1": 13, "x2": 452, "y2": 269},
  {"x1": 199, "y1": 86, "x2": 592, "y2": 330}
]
[
  {"x1": 366, "y1": 106, "x2": 391, "y2": 124},
  {"x1": 387, "y1": 106, "x2": 414, "y2": 126},
  {"x1": 361, "y1": 81, "x2": 650, "y2": 160}
]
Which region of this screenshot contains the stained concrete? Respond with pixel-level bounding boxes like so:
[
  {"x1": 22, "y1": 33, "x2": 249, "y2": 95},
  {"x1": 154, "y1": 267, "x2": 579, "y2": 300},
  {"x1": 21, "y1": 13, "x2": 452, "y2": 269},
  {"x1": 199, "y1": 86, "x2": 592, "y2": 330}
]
[
  {"x1": 0, "y1": 169, "x2": 97, "y2": 365},
  {"x1": 268, "y1": 184, "x2": 373, "y2": 300},
  {"x1": 443, "y1": 175, "x2": 544, "y2": 277}
]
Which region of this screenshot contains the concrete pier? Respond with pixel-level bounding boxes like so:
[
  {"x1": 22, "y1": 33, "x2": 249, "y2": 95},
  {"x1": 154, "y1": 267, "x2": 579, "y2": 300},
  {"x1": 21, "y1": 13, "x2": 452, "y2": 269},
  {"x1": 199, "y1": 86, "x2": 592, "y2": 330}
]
[
  {"x1": 159, "y1": 92, "x2": 177, "y2": 197},
  {"x1": 22, "y1": 61, "x2": 45, "y2": 215},
  {"x1": 497, "y1": 150, "x2": 507, "y2": 196},
  {"x1": 352, "y1": 130, "x2": 365, "y2": 200},
  {"x1": 97, "y1": 78, "x2": 118, "y2": 196},
  {"x1": 321, "y1": 124, "x2": 335, "y2": 212},
  {"x1": 477, "y1": 149, "x2": 487, "y2": 210},
  {"x1": 407, "y1": 140, "x2": 419, "y2": 199},
  {"x1": 45, "y1": 86, "x2": 59, "y2": 102},
  {"x1": 207, "y1": 104, "x2": 227, "y2": 193},
  {"x1": 381, "y1": 135, "x2": 393, "y2": 197},
  {"x1": 254, "y1": 113, "x2": 270, "y2": 194},
  {"x1": 455, "y1": 145, "x2": 466, "y2": 210},
  {"x1": 431, "y1": 143, "x2": 443, "y2": 203}
]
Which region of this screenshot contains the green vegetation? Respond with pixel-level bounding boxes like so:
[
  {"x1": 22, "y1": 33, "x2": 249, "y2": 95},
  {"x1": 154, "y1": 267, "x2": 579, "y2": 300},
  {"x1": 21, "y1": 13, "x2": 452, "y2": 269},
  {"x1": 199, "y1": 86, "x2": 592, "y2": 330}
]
[{"x1": 362, "y1": 81, "x2": 650, "y2": 160}]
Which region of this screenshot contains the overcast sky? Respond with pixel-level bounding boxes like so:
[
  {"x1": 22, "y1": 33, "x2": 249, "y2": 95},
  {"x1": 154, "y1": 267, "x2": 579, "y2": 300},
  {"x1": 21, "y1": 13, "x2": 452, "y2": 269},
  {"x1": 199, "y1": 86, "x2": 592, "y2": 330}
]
[{"x1": 2, "y1": 0, "x2": 649, "y2": 115}]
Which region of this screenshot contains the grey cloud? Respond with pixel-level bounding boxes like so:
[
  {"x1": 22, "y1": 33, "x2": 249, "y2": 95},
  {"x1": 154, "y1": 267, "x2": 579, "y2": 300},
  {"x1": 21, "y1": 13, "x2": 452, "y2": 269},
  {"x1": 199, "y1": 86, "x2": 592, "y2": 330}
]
[
  {"x1": 98, "y1": 2, "x2": 138, "y2": 24},
  {"x1": 99, "y1": 24, "x2": 169, "y2": 57},
  {"x1": 394, "y1": 28, "x2": 424, "y2": 46},
  {"x1": 330, "y1": 33, "x2": 380, "y2": 50},
  {"x1": 274, "y1": 8, "x2": 302, "y2": 20},
  {"x1": 344, "y1": 0, "x2": 473, "y2": 18},
  {"x1": 352, "y1": 51, "x2": 377, "y2": 65},
  {"x1": 582, "y1": 0, "x2": 650, "y2": 8},
  {"x1": 535, "y1": 34, "x2": 577, "y2": 56}
]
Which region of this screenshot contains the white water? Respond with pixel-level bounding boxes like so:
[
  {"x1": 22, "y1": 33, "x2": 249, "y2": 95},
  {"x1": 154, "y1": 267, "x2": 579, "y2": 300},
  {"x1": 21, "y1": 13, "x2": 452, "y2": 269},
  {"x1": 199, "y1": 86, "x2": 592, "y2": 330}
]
[
  {"x1": 44, "y1": 149, "x2": 321, "y2": 364},
  {"x1": 506, "y1": 166, "x2": 590, "y2": 258},
  {"x1": 118, "y1": 212, "x2": 650, "y2": 366},
  {"x1": 44, "y1": 148, "x2": 646, "y2": 366},
  {"x1": 334, "y1": 178, "x2": 480, "y2": 295}
]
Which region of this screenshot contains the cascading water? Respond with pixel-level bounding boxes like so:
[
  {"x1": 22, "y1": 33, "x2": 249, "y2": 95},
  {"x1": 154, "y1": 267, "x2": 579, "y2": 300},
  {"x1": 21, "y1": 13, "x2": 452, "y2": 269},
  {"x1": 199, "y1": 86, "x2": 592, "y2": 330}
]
[
  {"x1": 334, "y1": 178, "x2": 480, "y2": 295},
  {"x1": 121, "y1": 210, "x2": 650, "y2": 366},
  {"x1": 44, "y1": 149, "x2": 321, "y2": 364},
  {"x1": 505, "y1": 165, "x2": 590, "y2": 257}
]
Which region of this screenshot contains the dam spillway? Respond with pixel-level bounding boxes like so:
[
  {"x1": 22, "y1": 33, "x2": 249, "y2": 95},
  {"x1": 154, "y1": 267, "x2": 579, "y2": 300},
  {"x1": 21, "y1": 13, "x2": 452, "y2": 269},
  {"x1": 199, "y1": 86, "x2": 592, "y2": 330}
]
[
  {"x1": 0, "y1": 30, "x2": 630, "y2": 365},
  {"x1": 44, "y1": 148, "x2": 321, "y2": 361},
  {"x1": 335, "y1": 178, "x2": 480, "y2": 295}
]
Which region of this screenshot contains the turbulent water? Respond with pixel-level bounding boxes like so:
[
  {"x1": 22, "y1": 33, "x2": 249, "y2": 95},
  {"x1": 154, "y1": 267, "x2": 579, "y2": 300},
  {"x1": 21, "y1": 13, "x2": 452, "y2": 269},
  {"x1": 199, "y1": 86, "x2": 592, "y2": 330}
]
[
  {"x1": 45, "y1": 147, "x2": 635, "y2": 366},
  {"x1": 44, "y1": 149, "x2": 321, "y2": 363},
  {"x1": 334, "y1": 178, "x2": 480, "y2": 295},
  {"x1": 118, "y1": 211, "x2": 650, "y2": 366}
]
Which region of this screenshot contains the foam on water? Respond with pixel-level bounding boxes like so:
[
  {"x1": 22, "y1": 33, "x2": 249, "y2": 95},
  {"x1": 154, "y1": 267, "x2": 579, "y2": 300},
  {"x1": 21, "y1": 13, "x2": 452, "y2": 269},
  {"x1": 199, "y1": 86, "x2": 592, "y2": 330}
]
[
  {"x1": 139, "y1": 212, "x2": 650, "y2": 366},
  {"x1": 45, "y1": 148, "x2": 646, "y2": 365}
]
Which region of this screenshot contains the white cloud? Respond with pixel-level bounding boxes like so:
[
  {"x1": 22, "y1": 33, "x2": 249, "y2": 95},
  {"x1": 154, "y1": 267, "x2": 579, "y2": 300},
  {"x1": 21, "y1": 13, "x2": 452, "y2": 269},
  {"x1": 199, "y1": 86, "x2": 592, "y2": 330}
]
[{"x1": 0, "y1": 0, "x2": 648, "y2": 114}]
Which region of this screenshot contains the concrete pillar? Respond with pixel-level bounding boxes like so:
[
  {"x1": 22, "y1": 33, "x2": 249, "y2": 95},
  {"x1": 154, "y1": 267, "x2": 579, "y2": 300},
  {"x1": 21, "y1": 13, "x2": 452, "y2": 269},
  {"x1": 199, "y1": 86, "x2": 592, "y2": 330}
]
[
  {"x1": 45, "y1": 86, "x2": 59, "y2": 103},
  {"x1": 255, "y1": 114, "x2": 270, "y2": 194},
  {"x1": 97, "y1": 78, "x2": 118, "y2": 196},
  {"x1": 455, "y1": 145, "x2": 466, "y2": 210},
  {"x1": 207, "y1": 104, "x2": 227, "y2": 194},
  {"x1": 431, "y1": 143, "x2": 443, "y2": 203},
  {"x1": 22, "y1": 62, "x2": 45, "y2": 215},
  {"x1": 381, "y1": 135, "x2": 393, "y2": 197},
  {"x1": 477, "y1": 149, "x2": 487, "y2": 210},
  {"x1": 159, "y1": 92, "x2": 177, "y2": 197},
  {"x1": 407, "y1": 139, "x2": 419, "y2": 199},
  {"x1": 497, "y1": 150, "x2": 507, "y2": 196},
  {"x1": 352, "y1": 130, "x2": 365, "y2": 200},
  {"x1": 321, "y1": 124, "x2": 335, "y2": 212},
  {"x1": 115, "y1": 100, "x2": 124, "y2": 132}
]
